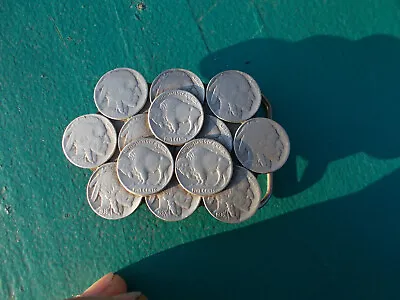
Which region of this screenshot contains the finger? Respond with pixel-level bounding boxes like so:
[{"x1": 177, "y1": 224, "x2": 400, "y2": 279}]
[
  {"x1": 70, "y1": 292, "x2": 146, "y2": 300},
  {"x1": 81, "y1": 273, "x2": 127, "y2": 297}
]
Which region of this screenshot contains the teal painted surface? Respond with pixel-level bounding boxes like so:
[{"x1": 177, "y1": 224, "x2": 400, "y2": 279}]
[{"x1": 1, "y1": 0, "x2": 400, "y2": 299}]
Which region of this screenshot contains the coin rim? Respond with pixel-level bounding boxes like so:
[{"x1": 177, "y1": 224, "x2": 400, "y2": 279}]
[
  {"x1": 93, "y1": 67, "x2": 149, "y2": 120},
  {"x1": 148, "y1": 89, "x2": 205, "y2": 146},
  {"x1": 203, "y1": 165, "x2": 261, "y2": 224},
  {"x1": 62, "y1": 114, "x2": 117, "y2": 169},
  {"x1": 116, "y1": 137, "x2": 174, "y2": 196},
  {"x1": 117, "y1": 113, "x2": 152, "y2": 151},
  {"x1": 205, "y1": 70, "x2": 262, "y2": 123},
  {"x1": 175, "y1": 138, "x2": 233, "y2": 196},
  {"x1": 86, "y1": 162, "x2": 142, "y2": 220},
  {"x1": 233, "y1": 117, "x2": 290, "y2": 173},
  {"x1": 149, "y1": 68, "x2": 205, "y2": 103},
  {"x1": 198, "y1": 114, "x2": 233, "y2": 152}
]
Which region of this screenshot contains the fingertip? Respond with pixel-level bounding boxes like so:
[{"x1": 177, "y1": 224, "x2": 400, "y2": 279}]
[{"x1": 81, "y1": 273, "x2": 127, "y2": 297}]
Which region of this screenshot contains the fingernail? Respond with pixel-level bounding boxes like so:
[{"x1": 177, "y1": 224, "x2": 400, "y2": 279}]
[
  {"x1": 81, "y1": 273, "x2": 127, "y2": 296},
  {"x1": 113, "y1": 292, "x2": 147, "y2": 300}
]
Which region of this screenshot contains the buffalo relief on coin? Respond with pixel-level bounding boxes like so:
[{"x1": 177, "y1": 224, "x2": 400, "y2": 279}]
[
  {"x1": 203, "y1": 166, "x2": 261, "y2": 223},
  {"x1": 150, "y1": 68, "x2": 205, "y2": 103},
  {"x1": 197, "y1": 114, "x2": 233, "y2": 152},
  {"x1": 62, "y1": 114, "x2": 117, "y2": 169},
  {"x1": 87, "y1": 162, "x2": 142, "y2": 220},
  {"x1": 148, "y1": 90, "x2": 204, "y2": 145},
  {"x1": 206, "y1": 70, "x2": 261, "y2": 123},
  {"x1": 117, "y1": 138, "x2": 174, "y2": 196},
  {"x1": 94, "y1": 68, "x2": 148, "y2": 120},
  {"x1": 145, "y1": 178, "x2": 201, "y2": 221},
  {"x1": 118, "y1": 113, "x2": 153, "y2": 151},
  {"x1": 234, "y1": 118, "x2": 290, "y2": 173},
  {"x1": 175, "y1": 138, "x2": 233, "y2": 196}
]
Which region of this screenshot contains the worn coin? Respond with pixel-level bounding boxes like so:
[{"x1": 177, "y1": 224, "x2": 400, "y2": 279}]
[
  {"x1": 145, "y1": 177, "x2": 201, "y2": 221},
  {"x1": 206, "y1": 70, "x2": 261, "y2": 123},
  {"x1": 148, "y1": 90, "x2": 204, "y2": 145},
  {"x1": 62, "y1": 114, "x2": 117, "y2": 169},
  {"x1": 197, "y1": 114, "x2": 233, "y2": 152},
  {"x1": 118, "y1": 113, "x2": 153, "y2": 151},
  {"x1": 203, "y1": 165, "x2": 261, "y2": 223},
  {"x1": 234, "y1": 118, "x2": 290, "y2": 173},
  {"x1": 87, "y1": 162, "x2": 142, "y2": 220},
  {"x1": 117, "y1": 137, "x2": 174, "y2": 196},
  {"x1": 175, "y1": 138, "x2": 233, "y2": 196},
  {"x1": 94, "y1": 68, "x2": 148, "y2": 120},
  {"x1": 150, "y1": 68, "x2": 204, "y2": 103}
]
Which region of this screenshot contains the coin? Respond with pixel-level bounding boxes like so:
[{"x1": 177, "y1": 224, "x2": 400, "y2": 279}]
[
  {"x1": 148, "y1": 90, "x2": 204, "y2": 146},
  {"x1": 94, "y1": 68, "x2": 148, "y2": 120},
  {"x1": 197, "y1": 114, "x2": 233, "y2": 152},
  {"x1": 206, "y1": 70, "x2": 261, "y2": 123},
  {"x1": 62, "y1": 114, "x2": 117, "y2": 169},
  {"x1": 203, "y1": 165, "x2": 261, "y2": 223},
  {"x1": 86, "y1": 162, "x2": 142, "y2": 220},
  {"x1": 117, "y1": 137, "x2": 174, "y2": 196},
  {"x1": 150, "y1": 68, "x2": 205, "y2": 103},
  {"x1": 145, "y1": 177, "x2": 201, "y2": 221},
  {"x1": 234, "y1": 118, "x2": 290, "y2": 173},
  {"x1": 175, "y1": 138, "x2": 233, "y2": 196},
  {"x1": 118, "y1": 113, "x2": 153, "y2": 151}
]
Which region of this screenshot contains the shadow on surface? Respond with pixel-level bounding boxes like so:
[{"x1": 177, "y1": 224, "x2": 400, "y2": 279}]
[
  {"x1": 199, "y1": 35, "x2": 400, "y2": 197},
  {"x1": 118, "y1": 168, "x2": 400, "y2": 299}
]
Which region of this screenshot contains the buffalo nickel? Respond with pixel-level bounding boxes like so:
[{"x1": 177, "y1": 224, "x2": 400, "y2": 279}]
[
  {"x1": 87, "y1": 162, "x2": 142, "y2": 220},
  {"x1": 203, "y1": 165, "x2": 261, "y2": 223},
  {"x1": 148, "y1": 90, "x2": 204, "y2": 146},
  {"x1": 94, "y1": 68, "x2": 148, "y2": 120},
  {"x1": 175, "y1": 138, "x2": 233, "y2": 196},
  {"x1": 62, "y1": 114, "x2": 117, "y2": 169},
  {"x1": 206, "y1": 70, "x2": 261, "y2": 123},
  {"x1": 145, "y1": 177, "x2": 201, "y2": 221},
  {"x1": 117, "y1": 138, "x2": 174, "y2": 196},
  {"x1": 234, "y1": 118, "x2": 290, "y2": 173},
  {"x1": 150, "y1": 68, "x2": 204, "y2": 103},
  {"x1": 197, "y1": 115, "x2": 233, "y2": 152},
  {"x1": 118, "y1": 113, "x2": 153, "y2": 151}
]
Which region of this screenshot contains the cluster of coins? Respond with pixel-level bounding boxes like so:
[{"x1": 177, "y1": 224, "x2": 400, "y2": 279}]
[{"x1": 62, "y1": 68, "x2": 290, "y2": 223}]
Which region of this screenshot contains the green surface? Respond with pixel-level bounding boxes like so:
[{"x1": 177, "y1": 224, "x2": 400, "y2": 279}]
[{"x1": 1, "y1": 0, "x2": 400, "y2": 299}]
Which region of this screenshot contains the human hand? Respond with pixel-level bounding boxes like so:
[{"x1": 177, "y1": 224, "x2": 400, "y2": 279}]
[{"x1": 67, "y1": 273, "x2": 146, "y2": 300}]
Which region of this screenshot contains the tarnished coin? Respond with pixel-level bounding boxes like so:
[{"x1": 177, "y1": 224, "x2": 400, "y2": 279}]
[
  {"x1": 175, "y1": 138, "x2": 233, "y2": 196},
  {"x1": 145, "y1": 177, "x2": 201, "y2": 221},
  {"x1": 204, "y1": 165, "x2": 261, "y2": 223},
  {"x1": 118, "y1": 113, "x2": 153, "y2": 151},
  {"x1": 197, "y1": 115, "x2": 233, "y2": 152},
  {"x1": 148, "y1": 90, "x2": 204, "y2": 146},
  {"x1": 87, "y1": 162, "x2": 142, "y2": 220},
  {"x1": 150, "y1": 68, "x2": 204, "y2": 103},
  {"x1": 94, "y1": 68, "x2": 148, "y2": 120},
  {"x1": 62, "y1": 114, "x2": 117, "y2": 169},
  {"x1": 117, "y1": 138, "x2": 174, "y2": 196},
  {"x1": 234, "y1": 118, "x2": 290, "y2": 173},
  {"x1": 206, "y1": 70, "x2": 261, "y2": 123}
]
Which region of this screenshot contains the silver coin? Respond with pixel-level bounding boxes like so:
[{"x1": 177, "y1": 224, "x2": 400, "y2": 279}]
[
  {"x1": 118, "y1": 113, "x2": 153, "y2": 151},
  {"x1": 150, "y1": 68, "x2": 205, "y2": 103},
  {"x1": 234, "y1": 118, "x2": 290, "y2": 173},
  {"x1": 148, "y1": 90, "x2": 204, "y2": 146},
  {"x1": 86, "y1": 162, "x2": 142, "y2": 220},
  {"x1": 117, "y1": 137, "x2": 174, "y2": 196},
  {"x1": 203, "y1": 165, "x2": 261, "y2": 223},
  {"x1": 206, "y1": 70, "x2": 261, "y2": 123},
  {"x1": 94, "y1": 68, "x2": 148, "y2": 120},
  {"x1": 62, "y1": 114, "x2": 117, "y2": 169},
  {"x1": 175, "y1": 138, "x2": 233, "y2": 196},
  {"x1": 197, "y1": 115, "x2": 233, "y2": 152},
  {"x1": 145, "y1": 177, "x2": 201, "y2": 221}
]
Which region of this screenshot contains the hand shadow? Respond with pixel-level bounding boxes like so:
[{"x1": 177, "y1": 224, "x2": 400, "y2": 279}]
[
  {"x1": 199, "y1": 35, "x2": 400, "y2": 197},
  {"x1": 118, "y1": 167, "x2": 400, "y2": 299}
]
